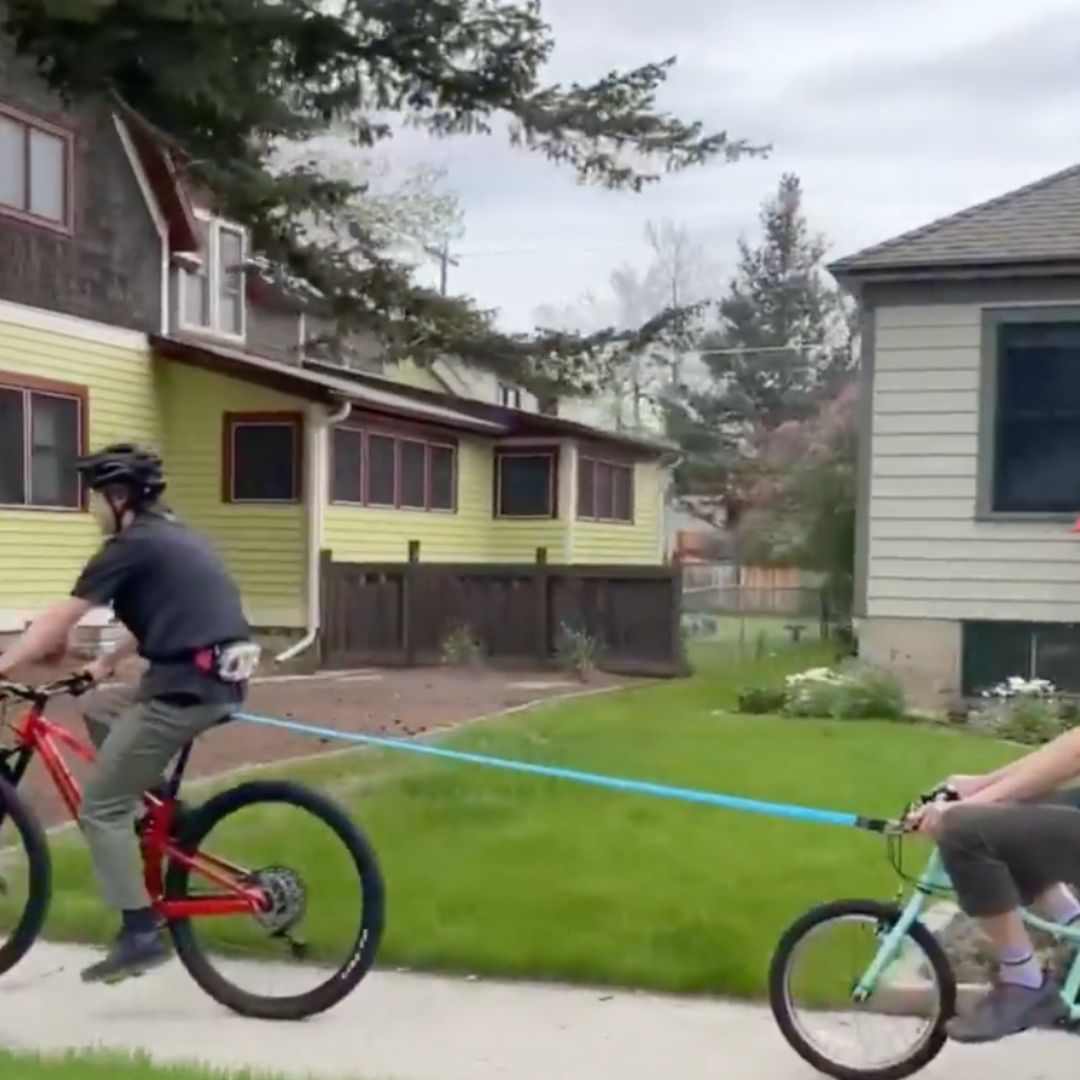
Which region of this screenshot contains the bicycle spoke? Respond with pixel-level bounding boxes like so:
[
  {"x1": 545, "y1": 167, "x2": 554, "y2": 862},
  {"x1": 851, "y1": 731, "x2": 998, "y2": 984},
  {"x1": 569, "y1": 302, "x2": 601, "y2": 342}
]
[{"x1": 165, "y1": 781, "x2": 383, "y2": 1018}]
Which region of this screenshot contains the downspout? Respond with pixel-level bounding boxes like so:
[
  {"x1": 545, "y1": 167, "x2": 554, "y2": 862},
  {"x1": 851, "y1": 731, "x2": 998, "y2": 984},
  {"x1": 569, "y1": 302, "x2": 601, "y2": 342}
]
[
  {"x1": 659, "y1": 450, "x2": 684, "y2": 564},
  {"x1": 275, "y1": 397, "x2": 353, "y2": 663}
]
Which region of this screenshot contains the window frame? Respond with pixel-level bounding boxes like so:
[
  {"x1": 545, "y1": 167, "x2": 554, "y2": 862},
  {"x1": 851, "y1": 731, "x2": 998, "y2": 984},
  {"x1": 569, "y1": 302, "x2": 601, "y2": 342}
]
[
  {"x1": 978, "y1": 306, "x2": 1080, "y2": 521},
  {"x1": 178, "y1": 211, "x2": 249, "y2": 343},
  {"x1": 577, "y1": 452, "x2": 635, "y2": 524},
  {"x1": 494, "y1": 446, "x2": 559, "y2": 520},
  {"x1": 0, "y1": 369, "x2": 88, "y2": 512},
  {"x1": 329, "y1": 419, "x2": 458, "y2": 514},
  {"x1": 221, "y1": 411, "x2": 303, "y2": 505},
  {"x1": 497, "y1": 381, "x2": 523, "y2": 410},
  {"x1": 0, "y1": 100, "x2": 74, "y2": 235}
]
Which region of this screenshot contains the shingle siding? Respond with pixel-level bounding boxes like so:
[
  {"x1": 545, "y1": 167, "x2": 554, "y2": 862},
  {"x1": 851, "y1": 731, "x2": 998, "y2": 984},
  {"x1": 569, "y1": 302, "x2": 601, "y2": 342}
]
[{"x1": 0, "y1": 38, "x2": 162, "y2": 332}]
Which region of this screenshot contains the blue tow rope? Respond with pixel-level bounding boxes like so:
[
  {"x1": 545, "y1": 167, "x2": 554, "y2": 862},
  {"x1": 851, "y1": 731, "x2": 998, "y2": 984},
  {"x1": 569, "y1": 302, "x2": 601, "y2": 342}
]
[{"x1": 237, "y1": 711, "x2": 883, "y2": 832}]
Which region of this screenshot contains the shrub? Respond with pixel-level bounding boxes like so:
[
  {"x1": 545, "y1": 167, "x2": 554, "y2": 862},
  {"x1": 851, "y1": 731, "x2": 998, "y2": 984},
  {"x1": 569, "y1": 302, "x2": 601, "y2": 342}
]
[
  {"x1": 972, "y1": 676, "x2": 1068, "y2": 745},
  {"x1": 440, "y1": 622, "x2": 485, "y2": 668},
  {"x1": 736, "y1": 686, "x2": 787, "y2": 715},
  {"x1": 782, "y1": 665, "x2": 906, "y2": 721},
  {"x1": 557, "y1": 621, "x2": 601, "y2": 681}
]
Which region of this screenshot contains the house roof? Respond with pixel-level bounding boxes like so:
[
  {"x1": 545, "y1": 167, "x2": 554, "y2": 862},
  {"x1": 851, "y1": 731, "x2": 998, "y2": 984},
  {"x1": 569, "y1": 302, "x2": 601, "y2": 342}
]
[
  {"x1": 151, "y1": 336, "x2": 509, "y2": 436},
  {"x1": 831, "y1": 162, "x2": 1080, "y2": 277},
  {"x1": 303, "y1": 360, "x2": 676, "y2": 457},
  {"x1": 117, "y1": 111, "x2": 201, "y2": 255}
]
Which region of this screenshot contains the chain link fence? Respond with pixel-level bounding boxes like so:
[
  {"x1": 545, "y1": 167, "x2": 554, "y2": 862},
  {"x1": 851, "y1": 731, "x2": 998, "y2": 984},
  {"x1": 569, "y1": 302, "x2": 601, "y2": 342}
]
[{"x1": 680, "y1": 562, "x2": 829, "y2": 661}]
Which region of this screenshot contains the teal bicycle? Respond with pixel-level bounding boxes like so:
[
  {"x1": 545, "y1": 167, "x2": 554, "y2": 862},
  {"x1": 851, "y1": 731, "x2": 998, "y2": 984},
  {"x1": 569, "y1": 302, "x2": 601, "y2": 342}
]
[{"x1": 769, "y1": 784, "x2": 1080, "y2": 1080}]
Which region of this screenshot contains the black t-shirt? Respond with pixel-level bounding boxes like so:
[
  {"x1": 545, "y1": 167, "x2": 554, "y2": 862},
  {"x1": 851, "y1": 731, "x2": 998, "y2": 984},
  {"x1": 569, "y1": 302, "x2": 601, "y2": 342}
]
[{"x1": 72, "y1": 512, "x2": 252, "y2": 705}]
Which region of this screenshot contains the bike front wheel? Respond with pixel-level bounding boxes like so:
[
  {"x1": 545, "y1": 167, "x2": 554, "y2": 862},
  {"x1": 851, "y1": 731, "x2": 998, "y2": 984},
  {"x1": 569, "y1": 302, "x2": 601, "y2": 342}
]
[
  {"x1": 0, "y1": 775, "x2": 50, "y2": 977},
  {"x1": 164, "y1": 779, "x2": 385, "y2": 1020},
  {"x1": 769, "y1": 899, "x2": 956, "y2": 1080}
]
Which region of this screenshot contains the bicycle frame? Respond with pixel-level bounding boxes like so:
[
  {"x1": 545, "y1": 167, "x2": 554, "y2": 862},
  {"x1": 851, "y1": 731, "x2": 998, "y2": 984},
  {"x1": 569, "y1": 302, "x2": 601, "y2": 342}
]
[
  {"x1": 852, "y1": 844, "x2": 1080, "y2": 1023},
  {"x1": 0, "y1": 698, "x2": 266, "y2": 921}
]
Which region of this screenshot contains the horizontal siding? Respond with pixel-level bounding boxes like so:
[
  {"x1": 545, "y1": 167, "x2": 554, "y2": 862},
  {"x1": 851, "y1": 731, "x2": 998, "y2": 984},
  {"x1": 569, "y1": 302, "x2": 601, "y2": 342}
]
[
  {"x1": 0, "y1": 317, "x2": 159, "y2": 616},
  {"x1": 160, "y1": 363, "x2": 306, "y2": 629},
  {"x1": 489, "y1": 519, "x2": 567, "y2": 562},
  {"x1": 325, "y1": 440, "x2": 497, "y2": 562},
  {"x1": 573, "y1": 463, "x2": 662, "y2": 565},
  {"x1": 382, "y1": 359, "x2": 448, "y2": 393},
  {"x1": 868, "y1": 300, "x2": 1080, "y2": 623}
]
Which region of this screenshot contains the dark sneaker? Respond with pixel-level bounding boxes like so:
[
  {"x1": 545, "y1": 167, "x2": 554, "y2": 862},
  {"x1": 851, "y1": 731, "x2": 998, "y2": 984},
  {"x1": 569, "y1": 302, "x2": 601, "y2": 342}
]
[
  {"x1": 946, "y1": 976, "x2": 1065, "y2": 1043},
  {"x1": 80, "y1": 929, "x2": 172, "y2": 985}
]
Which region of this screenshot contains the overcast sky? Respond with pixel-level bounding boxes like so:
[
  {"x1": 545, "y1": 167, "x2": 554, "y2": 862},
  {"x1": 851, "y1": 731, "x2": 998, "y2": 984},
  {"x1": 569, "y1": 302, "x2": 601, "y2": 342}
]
[{"x1": 396, "y1": 0, "x2": 1080, "y2": 330}]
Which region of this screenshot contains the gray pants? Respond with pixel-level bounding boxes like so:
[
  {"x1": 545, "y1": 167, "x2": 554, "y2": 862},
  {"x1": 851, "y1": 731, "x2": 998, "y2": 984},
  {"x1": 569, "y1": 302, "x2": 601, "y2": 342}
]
[
  {"x1": 938, "y1": 788, "x2": 1080, "y2": 918},
  {"x1": 80, "y1": 688, "x2": 232, "y2": 911}
]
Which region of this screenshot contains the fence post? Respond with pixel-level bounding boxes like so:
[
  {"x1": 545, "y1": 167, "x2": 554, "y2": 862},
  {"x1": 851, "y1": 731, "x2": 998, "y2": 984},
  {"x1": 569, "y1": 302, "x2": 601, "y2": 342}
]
[
  {"x1": 402, "y1": 540, "x2": 420, "y2": 665},
  {"x1": 535, "y1": 547, "x2": 549, "y2": 664}
]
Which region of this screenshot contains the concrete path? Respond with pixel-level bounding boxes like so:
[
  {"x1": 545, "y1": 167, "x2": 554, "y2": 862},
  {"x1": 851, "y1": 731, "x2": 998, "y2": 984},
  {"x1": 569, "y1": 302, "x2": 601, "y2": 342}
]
[{"x1": 1, "y1": 943, "x2": 1076, "y2": 1079}]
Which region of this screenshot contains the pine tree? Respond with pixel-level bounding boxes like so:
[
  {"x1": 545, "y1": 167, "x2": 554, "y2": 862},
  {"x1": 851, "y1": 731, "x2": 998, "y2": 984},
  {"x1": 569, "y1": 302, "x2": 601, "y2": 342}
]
[
  {"x1": 700, "y1": 173, "x2": 852, "y2": 430},
  {"x1": 3, "y1": 0, "x2": 761, "y2": 389}
]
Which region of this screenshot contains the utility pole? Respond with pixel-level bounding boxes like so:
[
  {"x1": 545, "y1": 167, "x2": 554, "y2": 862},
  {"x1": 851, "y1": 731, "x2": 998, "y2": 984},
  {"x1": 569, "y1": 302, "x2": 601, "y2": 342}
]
[{"x1": 424, "y1": 239, "x2": 460, "y2": 296}]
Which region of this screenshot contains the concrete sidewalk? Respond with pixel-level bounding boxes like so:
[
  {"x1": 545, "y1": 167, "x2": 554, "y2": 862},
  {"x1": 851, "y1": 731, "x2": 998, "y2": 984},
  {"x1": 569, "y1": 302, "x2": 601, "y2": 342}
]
[{"x1": 0, "y1": 943, "x2": 1075, "y2": 1079}]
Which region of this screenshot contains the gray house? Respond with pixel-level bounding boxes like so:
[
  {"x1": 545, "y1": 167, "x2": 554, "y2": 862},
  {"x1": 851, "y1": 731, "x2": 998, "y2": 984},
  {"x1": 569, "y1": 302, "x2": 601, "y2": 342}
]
[{"x1": 832, "y1": 164, "x2": 1080, "y2": 706}]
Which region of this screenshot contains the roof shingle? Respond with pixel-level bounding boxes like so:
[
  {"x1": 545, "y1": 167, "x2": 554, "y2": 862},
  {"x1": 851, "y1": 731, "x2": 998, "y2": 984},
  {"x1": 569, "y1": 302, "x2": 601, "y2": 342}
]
[{"x1": 830, "y1": 163, "x2": 1080, "y2": 275}]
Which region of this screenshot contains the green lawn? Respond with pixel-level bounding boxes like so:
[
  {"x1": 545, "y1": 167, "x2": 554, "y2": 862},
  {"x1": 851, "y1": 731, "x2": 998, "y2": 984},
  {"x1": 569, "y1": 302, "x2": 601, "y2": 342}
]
[
  {"x1": 0, "y1": 1051, "x2": 300, "y2": 1080},
  {"x1": 6, "y1": 644, "x2": 1020, "y2": 998}
]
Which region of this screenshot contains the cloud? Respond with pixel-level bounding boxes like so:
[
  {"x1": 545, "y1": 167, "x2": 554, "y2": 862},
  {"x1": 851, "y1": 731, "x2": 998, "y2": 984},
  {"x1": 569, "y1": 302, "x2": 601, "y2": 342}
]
[{"x1": 392, "y1": 0, "x2": 1080, "y2": 329}]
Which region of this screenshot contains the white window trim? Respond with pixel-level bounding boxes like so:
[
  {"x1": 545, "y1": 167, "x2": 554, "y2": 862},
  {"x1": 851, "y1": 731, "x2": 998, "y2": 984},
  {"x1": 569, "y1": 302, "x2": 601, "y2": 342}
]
[
  {"x1": 177, "y1": 210, "x2": 248, "y2": 343},
  {"x1": 497, "y1": 381, "x2": 523, "y2": 410}
]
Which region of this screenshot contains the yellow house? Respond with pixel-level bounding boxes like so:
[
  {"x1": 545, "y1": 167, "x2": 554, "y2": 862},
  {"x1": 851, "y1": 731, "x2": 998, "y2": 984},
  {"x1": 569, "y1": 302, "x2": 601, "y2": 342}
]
[
  {"x1": 0, "y1": 299, "x2": 675, "y2": 651},
  {"x1": 0, "y1": 55, "x2": 676, "y2": 663}
]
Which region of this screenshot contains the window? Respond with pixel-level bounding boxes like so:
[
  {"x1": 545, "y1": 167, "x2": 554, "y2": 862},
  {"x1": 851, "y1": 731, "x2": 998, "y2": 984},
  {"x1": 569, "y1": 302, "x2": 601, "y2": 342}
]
[
  {"x1": 963, "y1": 621, "x2": 1080, "y2": 695},
  {"x1": 0, "y1": 373, "x2": 84, "y2": 509},
  {"x1": 985, "y1": 315, "x2": 1080, "y2": 515},
  {"x1": 180, "y1": 215, "x2": 248, "y2": 339},
  {"x1": 496, "y1": 450, "x2": 556, "y2": 518},
  {"x1": 497, "y1": 382, "x2": 523, "y2": 409},
  {"x1": 223, "y1": 413, "x2": 301, "y2": 503},
  {"x1": 0, "y1": 104, "x2": 72, "y2": 231},
  {"x1": 577, "y1": 454, "x2": 633, "y2": 522},
  {"x1": 330, "y1": 424, "x2": 456, "y2": 512}
]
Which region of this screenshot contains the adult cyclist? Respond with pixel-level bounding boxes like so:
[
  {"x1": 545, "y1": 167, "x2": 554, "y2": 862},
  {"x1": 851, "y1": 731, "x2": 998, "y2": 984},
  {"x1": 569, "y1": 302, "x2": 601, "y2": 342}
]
[{"x1": 0, "y1": 443, "x2": 257, "y2": 984}]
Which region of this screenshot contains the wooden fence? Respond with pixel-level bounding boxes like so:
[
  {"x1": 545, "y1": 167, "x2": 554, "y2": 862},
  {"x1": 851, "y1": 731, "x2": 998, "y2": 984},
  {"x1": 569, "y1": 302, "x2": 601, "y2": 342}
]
[{"x1": 320, "y1": 551, "x2": 684, "y2": 676}]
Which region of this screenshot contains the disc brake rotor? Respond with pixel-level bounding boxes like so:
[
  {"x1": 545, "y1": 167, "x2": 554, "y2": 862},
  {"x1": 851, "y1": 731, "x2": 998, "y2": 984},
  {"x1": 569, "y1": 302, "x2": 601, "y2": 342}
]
[{"x1": 248, "y1": 865, "x2": 307, "y2": 935}]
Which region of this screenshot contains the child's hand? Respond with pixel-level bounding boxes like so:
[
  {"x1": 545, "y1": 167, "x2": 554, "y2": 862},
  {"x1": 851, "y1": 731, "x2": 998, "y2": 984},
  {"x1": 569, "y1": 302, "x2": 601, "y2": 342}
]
[{"x1": 944, "y1": 774, "x2": 987, "y2": 799}]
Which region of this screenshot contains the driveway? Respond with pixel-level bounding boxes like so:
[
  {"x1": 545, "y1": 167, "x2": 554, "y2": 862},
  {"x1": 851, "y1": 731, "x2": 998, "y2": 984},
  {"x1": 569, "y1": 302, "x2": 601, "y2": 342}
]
[{"x1": 1, "y1": 943, "x2": 1075, "y2": 1080}]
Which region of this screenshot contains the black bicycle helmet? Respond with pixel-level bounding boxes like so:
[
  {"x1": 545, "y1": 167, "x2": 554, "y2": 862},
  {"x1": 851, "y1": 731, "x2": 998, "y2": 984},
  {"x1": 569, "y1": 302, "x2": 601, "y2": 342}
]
[{"x1": 76, "y1": 442, "x2": 166, "y2": 501}]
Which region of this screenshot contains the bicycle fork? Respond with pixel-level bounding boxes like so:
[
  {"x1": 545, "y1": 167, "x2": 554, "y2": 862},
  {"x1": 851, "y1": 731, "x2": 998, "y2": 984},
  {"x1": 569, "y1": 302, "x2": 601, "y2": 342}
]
[{"x1": 852, "y1": 849, "x2": 948, "y2": 1003}]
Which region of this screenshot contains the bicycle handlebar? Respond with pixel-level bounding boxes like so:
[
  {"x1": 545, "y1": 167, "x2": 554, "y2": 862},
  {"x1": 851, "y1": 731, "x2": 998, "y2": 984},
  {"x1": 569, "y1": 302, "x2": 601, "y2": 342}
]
[{"x1": 0, "y1": 672, "x2": 96, "y2": 705}]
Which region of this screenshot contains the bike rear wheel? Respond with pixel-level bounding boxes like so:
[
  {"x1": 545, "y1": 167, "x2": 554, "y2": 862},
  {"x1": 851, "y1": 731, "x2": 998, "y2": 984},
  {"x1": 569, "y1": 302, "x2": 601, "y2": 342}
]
[
  {"x1": 164, "y1": 779, "x2": 384, "y2": 1020},
  {"x1": 769, "y1": 899, "x2": 955, "y2": 1080},
  {"x1": 0, "y1": 775, "x2": 50, "y2": 976}
]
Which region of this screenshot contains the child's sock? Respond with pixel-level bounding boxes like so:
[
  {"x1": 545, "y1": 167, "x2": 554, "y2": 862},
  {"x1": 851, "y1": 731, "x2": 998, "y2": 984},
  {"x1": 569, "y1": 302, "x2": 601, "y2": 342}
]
[
  {"x1": 1040, "y1": 885, "x2": 1080, "y2": 928},
  {"x1": 999, "y1": 948, "x2": 1045, "y2": 990}
]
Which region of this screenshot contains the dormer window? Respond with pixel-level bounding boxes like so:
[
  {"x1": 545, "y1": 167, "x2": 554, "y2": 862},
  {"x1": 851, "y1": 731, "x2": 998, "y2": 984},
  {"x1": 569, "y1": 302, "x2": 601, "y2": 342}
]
[{"x1": 178, "y1": 213, "x2": 247, "y2": 340}]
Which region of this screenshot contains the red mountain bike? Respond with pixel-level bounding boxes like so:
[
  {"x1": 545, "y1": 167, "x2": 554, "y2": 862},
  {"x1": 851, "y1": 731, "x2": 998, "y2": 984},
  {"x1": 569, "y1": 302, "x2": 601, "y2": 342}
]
[{"x1": 0, "y1": 674, "x2": 384, "y2": 1020}]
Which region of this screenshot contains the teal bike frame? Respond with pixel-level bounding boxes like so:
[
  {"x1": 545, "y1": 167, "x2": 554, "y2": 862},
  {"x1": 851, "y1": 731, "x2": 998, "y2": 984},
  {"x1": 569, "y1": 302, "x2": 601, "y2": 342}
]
[{"x1": 852, "y1": 842, "x2": 1080, "y2": 1021}]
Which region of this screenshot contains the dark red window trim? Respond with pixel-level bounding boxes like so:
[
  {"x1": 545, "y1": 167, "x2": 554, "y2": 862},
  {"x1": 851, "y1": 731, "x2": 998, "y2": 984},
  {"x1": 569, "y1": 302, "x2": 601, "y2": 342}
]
[
  {"x1": 0, "y1": 100, "x2": 75, "y2": 236},
  {"x1": 494, "y1": 445, "x2": 560, "y2": 519},
  {"x1": 330, "y1": 420, "x2": 458, "y2": 513},
  {"x1": 221, "y1": 411, "x2": 304, "y2": 504},
  {"x1": 0, "y1": 369, "x2": 88, "y2": 512},
  {"x1": 578, "y1": 454, "x2": 635, "y2": 524}
]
